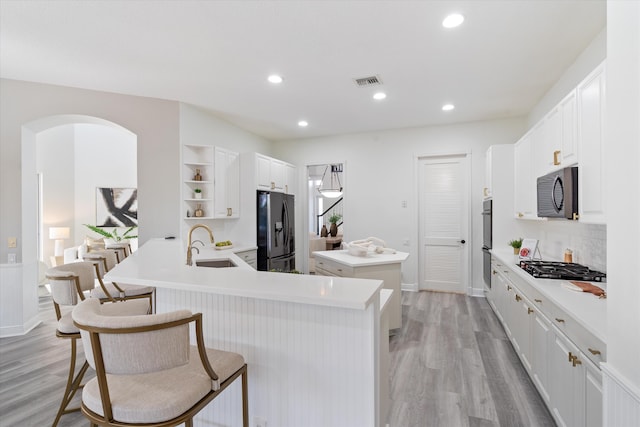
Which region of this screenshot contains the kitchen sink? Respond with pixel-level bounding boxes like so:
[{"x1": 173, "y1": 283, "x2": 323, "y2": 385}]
[{"x1": 195, "y1": 259, "x2": 237, "y2": 268}]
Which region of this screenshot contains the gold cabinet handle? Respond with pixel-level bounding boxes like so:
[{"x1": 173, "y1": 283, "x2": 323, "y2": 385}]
[
  {"x1": 553, "y1": 150, "x2": 561, "y2": 165},
  {"x1": 515, "y1": 294, "x2": 522, "y2": 302},
  {"x1": 573, "y1": 213, "x2": 580, "y2": 220},
  {"x1": 556, "y1": 318, "x2": 565, "y2": 323},
  {"x1": 507, "y1": 285, "x2": 512, "y2": 291},
  {"x1": 572, "y1": 356, "x2": 582, "y2": 367},
  {"x1": 527, "y1": 307, "x2": 534, "y2": 314},
  {"x1": 568, "y1": 351, "x2": 574, "y2": 362},
  {"x1": 492, "y1": 270, "x2": 497, "y2": 275},
  {"x1": 337, "y1": 268, "x2": 342, "y2": 272},
  {"x1": 517, "y1": 212, "x2": 524, "y2": 218},
  {"x1": 534, "y1": 299, "x2": 542, "y2": 303},
  {"x1": 588, "y1": 348, "x2": 602, "y2": 356}
]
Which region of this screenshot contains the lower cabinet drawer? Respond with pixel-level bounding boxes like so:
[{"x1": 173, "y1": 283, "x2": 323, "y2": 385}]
[{"x1": 314, "y1": 258, "x2": 353, "y2": 277}]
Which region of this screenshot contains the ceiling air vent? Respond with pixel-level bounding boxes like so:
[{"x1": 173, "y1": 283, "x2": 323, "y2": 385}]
[{"x1": 353, "y1": 75, "x2": 382, "y2": 87}]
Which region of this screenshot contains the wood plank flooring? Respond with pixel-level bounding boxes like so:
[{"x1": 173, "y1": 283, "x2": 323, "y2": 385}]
[
  {"x1": 388, "y1": 291, "x2": 556, "y2": 427},
  {"x1": 0, "y1": 291, "x2": 555, "y2": 426}
]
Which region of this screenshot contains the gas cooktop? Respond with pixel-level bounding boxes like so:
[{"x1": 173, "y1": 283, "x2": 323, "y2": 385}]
[{"x1": 519, "y1": 260, "x2": 606, "y2": 282}]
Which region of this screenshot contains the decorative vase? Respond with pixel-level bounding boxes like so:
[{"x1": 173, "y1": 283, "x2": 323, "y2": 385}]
[
  {"x1": 194, "y1": 168, "x2": 202, "y2": 181},
  {"x1": 330, "y1": 222, "x2": 338, "y2": 237},
  {"x1": 513, "y1": 247, "x2": 519, "y2": 255},
  {"x1": 194, "y1": 204, "x2": 204, "y2": 217},
  {"x1": 320, "y1": 225, "x2": 328, "y2": 237}
]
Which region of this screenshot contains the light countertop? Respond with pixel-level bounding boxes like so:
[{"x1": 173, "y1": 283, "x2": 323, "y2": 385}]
[
  {"x1": 313, "y1": 249, "x2": 409, "y2": 267},
  {"x1": 105, "y1": 239, "x2": 383, "y2": 310},
  {"x1": 491, "y1": 249, "x2": 606, "y2": 343}
]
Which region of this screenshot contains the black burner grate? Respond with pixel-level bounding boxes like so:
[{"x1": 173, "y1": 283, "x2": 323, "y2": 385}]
[{"x1": 519, "y1": 260, "x2": 606, "y2": 282}]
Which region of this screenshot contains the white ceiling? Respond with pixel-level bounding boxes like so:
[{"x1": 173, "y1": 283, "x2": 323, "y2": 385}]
[{"x1": 0, "y1": 0, "x2": 606, "y2": 141}]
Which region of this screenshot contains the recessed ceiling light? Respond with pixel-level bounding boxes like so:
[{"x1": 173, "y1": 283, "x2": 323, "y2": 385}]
[
  {"x1": 298, "y1": 120, "x2": 308, "y2": 127},
  {"x1": 442, "y1": 104, "x2": 455, "y2": 111},
  {"x1": 267, "y1": 74, "x2": 283, "y2": 84},
  {"x1": 442, "y1": 13, "x2": 464, "y2": 28},
  {"x1": 373, "y1": 92, "x2": 387, "y2": 100}
]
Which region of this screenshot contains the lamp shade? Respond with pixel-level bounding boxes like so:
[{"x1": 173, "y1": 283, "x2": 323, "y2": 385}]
[{"x1": 49, "y1": 227, "x2": 70, "y2": 240}]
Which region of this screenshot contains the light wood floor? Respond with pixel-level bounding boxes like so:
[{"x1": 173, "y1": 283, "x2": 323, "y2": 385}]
[
  {"x1": 388, "y1": 291, "x2": 555, "y2": 427},
  {"x1": 0, "y1": 291, "x2": 555, "y2": 426}
]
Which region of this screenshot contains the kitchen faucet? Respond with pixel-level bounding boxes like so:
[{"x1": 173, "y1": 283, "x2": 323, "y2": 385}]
[{"x1": 186, "y1": 224, "x2": 215, "y2": 266}]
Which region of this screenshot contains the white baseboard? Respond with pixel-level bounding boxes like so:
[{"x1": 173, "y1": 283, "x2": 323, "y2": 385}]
[
  {"x1": 601, "y1": 363, "x2": 640, "y2": 426},
  {"x1": 401, "y1": 282, "x2": 418, "y2": 292}
]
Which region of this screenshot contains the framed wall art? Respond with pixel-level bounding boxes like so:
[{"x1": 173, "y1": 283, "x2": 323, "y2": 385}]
[{"x1": 96, "y1": 187, "x2": 138, "y2": 227}]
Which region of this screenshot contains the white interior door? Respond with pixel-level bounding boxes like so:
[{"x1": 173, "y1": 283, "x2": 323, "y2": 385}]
[{"x1": 418, "y1": 154, "x2": 470, "y2": 293}]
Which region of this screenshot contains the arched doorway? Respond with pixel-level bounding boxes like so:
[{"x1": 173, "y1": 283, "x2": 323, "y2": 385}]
[{"x1": 22, "y1": 114, "x2": 137, "y2": 286}]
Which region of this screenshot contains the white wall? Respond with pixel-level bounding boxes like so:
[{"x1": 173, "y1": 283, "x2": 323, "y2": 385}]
[
  {"x1": 36, "y1": 125, "x2": 75, "y2": 262},
  {"x1": 73, "y1": 123, "x2": 137, "y2": 245},
  {"x1": 274, "y1": 118, "x2": 526, "y2": 290},
  {"x1": 528, "y1": 28, "x2": 607, "y2": 127},
  {"x1": 603, "y1": 0, "x2": 640, "y2": 418},
  {"x1": 178, "y1": 103, "x2": 273, "y2": 246}
]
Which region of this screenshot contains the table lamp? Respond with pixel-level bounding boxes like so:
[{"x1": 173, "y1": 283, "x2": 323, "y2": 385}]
[{"x1": 49, "y1": 227, "x2": 70, "y2": 257}]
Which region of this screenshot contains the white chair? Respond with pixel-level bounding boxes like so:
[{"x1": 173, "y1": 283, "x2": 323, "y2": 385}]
[
  {"x1": 45, "y1": 263, "x2": 150, "y2": 427},
  {"x1": 72, "y1": 298, "x2": 249, "y2": 427},
  {"x1": 83, "y1": 249, "x2": 155, "y2": 308}
]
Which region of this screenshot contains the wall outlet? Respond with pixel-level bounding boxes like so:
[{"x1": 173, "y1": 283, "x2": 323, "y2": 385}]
[
  {"x1": 8, "y1": 253, "x2": 17, "y2": 264},
  {"x1": 7, "y1": 237, "x2": 17, "y2": 248},
  {"x1": 253, "y1": 416, "x2": 267, "y2": 427},
  {"x1": 402, "y1": 239, "x2": 410, "y2": 246}
]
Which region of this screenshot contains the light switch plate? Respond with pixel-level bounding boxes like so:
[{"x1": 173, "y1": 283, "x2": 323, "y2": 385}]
[
  {"x1": 7, "y1": 237, "x2": 17, "y2": 248},
  {"x1": 8, "y1": 253, "x2": 17, "y2": 263}
]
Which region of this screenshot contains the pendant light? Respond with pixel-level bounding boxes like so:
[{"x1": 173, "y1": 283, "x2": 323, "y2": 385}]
[{"x1": 317, "y1": 164, "x2": 343, "y2": 198}]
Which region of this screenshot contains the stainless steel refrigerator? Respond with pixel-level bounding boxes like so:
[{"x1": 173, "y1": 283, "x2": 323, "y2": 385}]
[{"x1": 257, "y1": 191, "x2": 295, "y2": 272}]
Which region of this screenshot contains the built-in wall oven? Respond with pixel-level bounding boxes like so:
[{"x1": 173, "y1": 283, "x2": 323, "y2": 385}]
[{"x1": 481, "y1": 199, "x2": 492, "y2": 288}]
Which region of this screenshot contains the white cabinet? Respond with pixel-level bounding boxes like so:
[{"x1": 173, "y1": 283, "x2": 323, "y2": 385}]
[
  {"x1": 234, "y1": 248, "x2": 257, "y2": 269},
  {"x1": 182, "y1": 144, "x2": 214, "y2": 219},
  {"x1": 488, "y1": 254, "x2": 604, "y2": 427},
  {"x1": 577, "y1": 62, "x2": 606, "y2": 224},
  {"x1": 530, "y1": 306, "x2": 552, "y2": 403},
  {"x1": 514, "y1": 131, "x2": 538, "y2": 219},
  {"x1": 213, "y1": 147, "x2": 240, "y2": 218},
  {"x1": 549, "y1": 326, "x2": 602, "y2": 427},
  {"x1": 254, "y1": 153, "x2": 296, "y2": 195},
  {"x1": 285, "y1": 163, "x2": 297, "y2": 195},
  {"x1": 484, "y1": 145, "x2": 513, "y2": 199},
  {"x1": 537, "y1": 90, "x2": 578, "y2": 176},
  {"x1": 314, "y1": 254, "x2": 403, "y2": 330},
  {"x1": 560, "y1": 91, "x2": 579, "y2": 167},
  {"x1": 182, "y1": 145, "x2": 239, "y2": 220}
]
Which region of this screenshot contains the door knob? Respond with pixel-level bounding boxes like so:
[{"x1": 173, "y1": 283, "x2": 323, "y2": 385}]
[{"x1": 460, "y1": 239, "x2": 466, "y2": 244}]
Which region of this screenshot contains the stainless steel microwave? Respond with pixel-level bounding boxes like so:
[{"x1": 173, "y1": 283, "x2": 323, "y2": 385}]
[{"x1": 537, "y1": 166, "x2": 578, "y2": 219}]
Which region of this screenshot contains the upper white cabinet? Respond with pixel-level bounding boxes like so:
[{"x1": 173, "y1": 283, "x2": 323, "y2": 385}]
[
  {"x1": 285, "y1": 163, "x2": 297, "y2": 195},
  {"x1": 213, "y1": 147, "x2": 240, "y2": 218},
  {"x1": 513, "y1": 61, "x2": 605, "y2": 223},
  {"x1": 577, "y1": 62, "x2": 606, "y2": 224},
  {"x1": 514, "y1": 130, "x2": 538, "y2": 219},
  {"x1": 253, "y1": 153, "x2": 296, "y2": 195},
  {"x1": 537, "y1": 90, "x2": 578, "y2": 177},
  {"x1": 181, "y1": 144, "x2": 239, "y2": 220}
]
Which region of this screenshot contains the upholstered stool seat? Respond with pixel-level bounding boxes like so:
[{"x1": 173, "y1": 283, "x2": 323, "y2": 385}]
[
  {"x1": 72, "y1": 298, "x2": 248, "y2": 427},
  {"x1": 46, "y1": 262, "x2": 151, "y2": 427},
  {"x1": 82, "y1": 346, "x2": 244, "y2": 424}
]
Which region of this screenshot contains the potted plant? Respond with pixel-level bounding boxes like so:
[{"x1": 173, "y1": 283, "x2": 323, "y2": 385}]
[
  {"x1": 84, "y1": 224, "x2": 138, "y2": 246},
  {"x1": 194, "y1": 188, "x2": 202, "y2": 199},
  {"x1": 508, "y1": 237, "x2": 523, "y2": 255},
  {"x1": 328, "y1": 212, "x2": 342, "y2": 237}
]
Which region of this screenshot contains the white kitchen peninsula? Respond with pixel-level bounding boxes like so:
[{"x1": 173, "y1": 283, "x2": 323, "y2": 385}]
[
  {"x1": 313, "y1": 249, "x2": 409, "y2": 330},
  {"x1": 105, "y1": 239, "x2": 389, "y2": 427}
]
